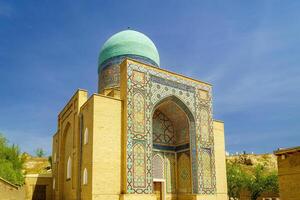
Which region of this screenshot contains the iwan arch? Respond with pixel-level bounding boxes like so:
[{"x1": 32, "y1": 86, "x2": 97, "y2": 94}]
[{"x1": 52, "y1": 30, "x2": 228, "y2": 200}]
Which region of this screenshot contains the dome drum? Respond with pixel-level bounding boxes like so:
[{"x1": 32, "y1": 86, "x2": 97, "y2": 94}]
[
  {"x1": 98, "y1": 54, "x2": 159, "y2": 74},
  {"x1": 98, "y1": 30, "x2": 160, "y2": 93}
]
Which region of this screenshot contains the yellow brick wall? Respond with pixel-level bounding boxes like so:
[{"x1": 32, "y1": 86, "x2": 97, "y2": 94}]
[
  {"x1": 119, "y1": 194, "x2": 156, "y2": 200},
  {"x1": 91, "y1": 94, "x2": 122, "y2": 200},
  {"x1": 119, "y1": 60, "x2": 128, "y2": 194},
  {"x1": 53, "y1": 89, "x2": 88, "y2": 200},
  {"x1": 277, "y1": 151, "x2": 300, "y2": 200},
  {"x1": 24, "y1": 174, "x2": 53, "y2": 200},
  {"x1": 165, "y1": 193, "x2": 177, "y2": 200},
  {"x1": 80, "y1": 97, "x2": 94, "y2": 200},
  {"x1": 64, "y1": 121, "x2": 74, "y2": 198},
  {"x1": 213, "y1": 120, "x2": 228, "y2": 200},
  {"x1": 0, "y1": 179, "x2": 25, "y2": 200},
  {"x1": 194, "y1": 194, "x2": 217, "y2": 200}
]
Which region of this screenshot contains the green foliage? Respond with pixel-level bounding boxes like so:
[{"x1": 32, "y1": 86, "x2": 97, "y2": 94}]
[
  {"x1": 48, "y1": 156, "x2": 52, "y2": 169},
  {"x1": 227, "y1": 161, "x2": 246, "y2": 199},
  {"x1": 0, "y1": 134, "x2": 24, "y2": 185},
  {"x1": 35, "y1": 148, "x2": 45, "y2": 157},
  {"x1": 227, "y1": 161, "x2": 279, "y2": 200},
  {"x1": 244, "y1": 164, "x2": 279, "y2": 200}
]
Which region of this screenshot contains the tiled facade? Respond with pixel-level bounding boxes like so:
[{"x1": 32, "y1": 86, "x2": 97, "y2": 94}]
[
  {"x1": 122, "y1": 61, "x2": 216, "y2": 195},
  {"x1": 51, "y1": 58, "x2": 228, "y2": 200}
]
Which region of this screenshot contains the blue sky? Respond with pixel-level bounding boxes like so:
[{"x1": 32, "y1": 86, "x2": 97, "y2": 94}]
[{"x1": 0, "y1": 0, "x2": 299, "y2": 155}]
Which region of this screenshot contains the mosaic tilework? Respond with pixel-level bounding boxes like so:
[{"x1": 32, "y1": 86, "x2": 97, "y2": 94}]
[
  {"x1": 153, "y1": 154, "x2": 164, "y2": 179},
  {"x1": 126, "y1": 69, "x2": 151, "y2": 193},
  {"x1": 152, "y1": 151, "x2": 176, "y2": 194},
  {"x1": 199, "y1": 109, "x2": 209, "y2": 143},
  {"x1": 133, "y1": 143, "x2": 146, "y2": 188},
  {"x1": 202, "y1": 148, "x2": 213, "y2": 188},
  {"x1": 133, "y1": 92, "x2": 146, "y2": 136},
  {"x1": 177, "y1": 151, "x2": 192, "y2": 194},
  {"x1": 195, "y1": 89, "x2": 216, "y2": 194},
  {"x1": 132, "y1": 70, "x2": 146, "y2": 85},
  {"x1": 177, "y1": 127, "x2": 189, "y2": 145},
  {"x1": 98, "y1": 55, "x2": 159, "y2": 92},
  {"x1": 165, "y1": 153, "x2": 176, "y2": 194},
  {"x1": 150, "y1": 76, "x2": 195, "y2": 112},
  {"x1": 153, "y1": 110, "x2": 176, "y2": 145},
  {"x1": 99, "y1": 64, "x2": 120, "y2": 92},
  {"x1": 125, "y1": 62, "x2": 216, "y2": 194}
]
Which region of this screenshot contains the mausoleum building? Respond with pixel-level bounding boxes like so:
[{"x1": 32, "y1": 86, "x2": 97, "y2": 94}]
[{"x1": 52, "y1": 30, "x2": 228, "y2": 200}]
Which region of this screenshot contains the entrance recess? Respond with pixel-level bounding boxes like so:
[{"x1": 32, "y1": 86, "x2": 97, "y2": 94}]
[
  {"x1": 152, "y1": 96, "x2": 193, "y2": 199},
  {"x1": 153, "y1": 182, "x2": 161, "y2": 200},
  {"x1": 153, "y1": 179, "x2": 166, "y2": 200}
]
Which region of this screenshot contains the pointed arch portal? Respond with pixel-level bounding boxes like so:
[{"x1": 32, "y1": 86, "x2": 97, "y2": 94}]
[
  {"x1": 125, "y1": 65, "x2": 216, "y2": 196},
  {"x1": 152, "y1": 96, "x2": 195, "y2": 199}
]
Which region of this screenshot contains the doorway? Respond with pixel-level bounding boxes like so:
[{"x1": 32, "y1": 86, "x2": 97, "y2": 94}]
[
  {"x1": 153, "y1": 179, "x2": 165, "y2": 200},
  {"x1": 152, "y1": 96, "x2": 194, "y2": 199},
  {"x1": 32, "y1": 185, "x2": 46, "y2": 200}
]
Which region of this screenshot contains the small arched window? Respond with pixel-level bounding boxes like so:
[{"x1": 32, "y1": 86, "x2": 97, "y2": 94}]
[
  {"x1": 53, "y1": 178, "x2": 55, "y2": 190},
  {"x1": 84, "y1": 128, "x2": 88, "y2": 145},
  {"x1": 67, "y1": 156, "x2": 72, "y2": 180},
  {"x1": 83, "y1": 168, "x2": 88, "y2": 185},
  {"x1": 53, "y1": 152, "x2": 56, "y2": 163}
]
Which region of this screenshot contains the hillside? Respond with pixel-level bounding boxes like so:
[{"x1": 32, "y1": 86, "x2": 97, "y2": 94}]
[
  {"x1": 22, "y1": 153, "x2": 51, "y2": 174},
  {"x1": 226, "y1": 153, "x2": 278, "y2": 172}
]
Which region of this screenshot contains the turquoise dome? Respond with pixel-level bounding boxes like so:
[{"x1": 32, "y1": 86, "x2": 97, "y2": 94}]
[{"x1": 98, "y1": 30, "x2": 160, "y2": 70}]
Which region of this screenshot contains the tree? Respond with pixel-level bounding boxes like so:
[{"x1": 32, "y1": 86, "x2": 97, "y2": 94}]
[
  {"x1": 0, "y1": 133, "x2": 24, "y2": 185},
  {"x1": 48, "y1": 156, "x2": 52, "y2": 169},
  {"x1": 244, "y1": 164, "x2": 279, "y2": 200},
  {"x1": 227, "y1": 161, "x2": 247, "y2": 199},
  {"x1": 35, "y1": 148, "x2": 45, "y2": 157}
]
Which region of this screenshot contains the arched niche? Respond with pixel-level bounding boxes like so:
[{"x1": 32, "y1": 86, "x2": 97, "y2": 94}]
[
  {"x1": 152, "y1": 95, "x2": 195, "y2": 197},
  {"x1": 59, "y1": 122, "x2": 73, "y2": 199}
]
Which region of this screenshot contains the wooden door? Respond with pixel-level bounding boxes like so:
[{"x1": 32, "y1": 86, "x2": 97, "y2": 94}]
[{"x1": 153, "y1": 182, "x2": 162, "y2": 200}]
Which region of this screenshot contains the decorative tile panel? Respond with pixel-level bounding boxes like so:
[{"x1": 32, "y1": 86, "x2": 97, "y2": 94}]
[
  {"x1": 133, "y1": 143, "x2": 146, "y2": 188},
  {"x1": 99, "y1": 64, "x2": 120, "y2": 92},
  {"x1": 133, "y1": 70, "x2": 146, "y2": 85},
  {"x1": 153, "y1": 154, "x2": 164, "y2": 179},
  {"x1": 153, "y1": 110, "x2": 176, "y2": 145},
  {"x1": 165, "y1": 153, "x2": 176, "y2": 194},
  {"x1": 98, "y1": 54, "x2": 159, "y2": 92},
  {"x1": 125, "y1": 61, "x2": 216, "y2": 195},
  {"x1": 199, "y1": 109, "x2": 209, "y2": 143},
  {"x1": 202, "y1": 148, "x2": 213, "y2": 189},
  {"x1": 133, "y1": 92, "x2": 145, "y2": 137},
  {"x1": 195, "y1": 88, "x2": 216, "y2": 194},
  {"x1": 177, "y1": 151, "x2": 192, "y2": 194}
]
